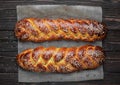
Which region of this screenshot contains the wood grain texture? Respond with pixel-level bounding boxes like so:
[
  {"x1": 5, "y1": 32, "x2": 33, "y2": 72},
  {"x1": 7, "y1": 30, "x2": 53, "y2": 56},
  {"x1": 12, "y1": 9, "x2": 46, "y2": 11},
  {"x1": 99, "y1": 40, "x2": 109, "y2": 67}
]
[
  {"x1": 0, "y1": 56, "x2": 17, "y2": 73},
  {"x1": 0, "y1": 41, "x2": 17, "y2": 51},
  {"x1": 0, "y1": 31, "x2": 17, "y2": 40},
  {"x1": 0, "y1": 52, "x2": 17, "y2": 56},
  {"x1": 0, "y1": 73, "x2": 120, "y2": 85},
  {"x1": 0, "y1": 0, "x2": 120, "y2": 85}
]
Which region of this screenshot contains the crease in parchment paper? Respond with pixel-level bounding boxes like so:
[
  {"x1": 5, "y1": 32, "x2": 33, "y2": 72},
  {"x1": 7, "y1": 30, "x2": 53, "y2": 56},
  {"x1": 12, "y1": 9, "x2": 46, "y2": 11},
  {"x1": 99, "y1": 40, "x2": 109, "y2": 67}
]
[{"x1": 17, "y1": 5, "x2": 103, "y2": 82}]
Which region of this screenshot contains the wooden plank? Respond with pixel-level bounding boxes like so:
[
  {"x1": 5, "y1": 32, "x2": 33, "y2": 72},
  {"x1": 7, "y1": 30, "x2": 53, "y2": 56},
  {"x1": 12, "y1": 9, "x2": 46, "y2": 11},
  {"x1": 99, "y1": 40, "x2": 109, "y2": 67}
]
[
  {"x1": 0, "y1": 1, "x2": 64, "y2": 10},
  {"x1": 103, "y1": 18, "x2": 120, "y2": 30},
  {"x1": 105, "y1": 51, "x2": 120, "y2": 60},
  {"x1": 0, "y1": 56, "x2": 17, "y2": 73},
  {"x1": 104, "y1": 60, "x2": 120, "y2": 73},
  {"x1": 104, "y1": 30, "x2": 120, "y2": 42},
  {"x1": 0, "y1": 31, "x2": 17, "y2": 40},
  {"x1": 0, "y1": 8, "x2": 16, "y2": 18},
  {"x1": 0, "y1": 40, "x2": 17, "y2": 51},
  {"x1": 0, "y1": 1, "x2": 119, "y2": 15},
  {"x1": 0, "y1": 19, "x2": 16, "y2": 31},
  {"x1": 88, "y1": 72, "x2": 120, "y2": 84},
  {"x1": 0, "y1": 73, "x2": 120, "y2": 85},
  {"x1": 0, "y1": 73, "x2": 18, "y2": 85},
  {"x1": 0, "y1": 51, "x2": 17, "y2": 56},
  {"x1": 102, "y1": 6, "x2": 120, "y2": 17},
  {"x1": 103, "y1": 41, "x2": 120, "y2": 51},
  {"x1": 0, "y1": 0, "x2": 119, "y2": 3}
]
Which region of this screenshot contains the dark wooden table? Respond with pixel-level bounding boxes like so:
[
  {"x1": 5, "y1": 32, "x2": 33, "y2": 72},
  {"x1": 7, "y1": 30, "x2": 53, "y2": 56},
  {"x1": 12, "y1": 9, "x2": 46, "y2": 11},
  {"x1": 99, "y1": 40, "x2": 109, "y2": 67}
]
[{"x1": 0, "y1": 0, "x2": 120, "y2": 85}]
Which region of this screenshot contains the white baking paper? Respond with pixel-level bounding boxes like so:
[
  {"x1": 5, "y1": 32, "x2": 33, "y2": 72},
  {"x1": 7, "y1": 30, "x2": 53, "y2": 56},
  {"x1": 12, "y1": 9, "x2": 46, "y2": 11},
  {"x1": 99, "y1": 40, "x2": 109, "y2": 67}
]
[{"x1": 17, "y1": 5, "x2": 103, "y2": 82}]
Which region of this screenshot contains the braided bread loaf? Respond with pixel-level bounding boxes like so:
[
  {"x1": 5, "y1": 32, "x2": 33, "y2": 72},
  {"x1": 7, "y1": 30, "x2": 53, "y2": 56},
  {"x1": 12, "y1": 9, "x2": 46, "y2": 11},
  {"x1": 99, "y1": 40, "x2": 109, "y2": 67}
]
[
  {"x1": 17, "y1": 45, "x2": 105, "y2": 73},
  {"x1": 15, "y1": 18, "x2": 107, "y2": 42}
]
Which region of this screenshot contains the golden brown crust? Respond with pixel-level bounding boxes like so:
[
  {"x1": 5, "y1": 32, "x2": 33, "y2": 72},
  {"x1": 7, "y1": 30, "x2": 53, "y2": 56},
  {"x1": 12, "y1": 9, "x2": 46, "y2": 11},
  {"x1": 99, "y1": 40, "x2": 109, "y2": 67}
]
[
  {"x1": 17, "y1": 45, "x2": 105, "y2": 73},
  {"x1": 15, "y1": 18, "x2": 107, "y2": 42}
]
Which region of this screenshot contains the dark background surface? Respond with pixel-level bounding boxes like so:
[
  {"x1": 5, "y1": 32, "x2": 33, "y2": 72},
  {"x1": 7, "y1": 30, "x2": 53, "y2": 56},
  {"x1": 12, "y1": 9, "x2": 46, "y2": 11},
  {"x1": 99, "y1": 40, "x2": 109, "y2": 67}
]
[{"x1": 0, "y1": 0, "x2": 120, "y2": 85}]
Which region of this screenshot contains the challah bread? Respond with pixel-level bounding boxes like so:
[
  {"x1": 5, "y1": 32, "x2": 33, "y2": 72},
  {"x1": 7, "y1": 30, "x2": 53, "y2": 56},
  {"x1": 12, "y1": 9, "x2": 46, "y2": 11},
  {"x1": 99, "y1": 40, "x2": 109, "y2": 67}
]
[
  {"x1": 17, "y1": 45, "x2": 105, "y2": 73},
  {"x1": 15, "y1": 18, "x2": 107, "y2": 42}
]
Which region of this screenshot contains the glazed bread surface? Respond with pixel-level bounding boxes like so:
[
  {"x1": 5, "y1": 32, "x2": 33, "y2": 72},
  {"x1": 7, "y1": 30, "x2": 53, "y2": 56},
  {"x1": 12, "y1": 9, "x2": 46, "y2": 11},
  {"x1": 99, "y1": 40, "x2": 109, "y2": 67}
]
[
  {"x1": 15, "y1": 18, "x2": 107, "y2": 42},
  {"x1": 17, "y1": 45, "x2": 105, "y2": 73}
]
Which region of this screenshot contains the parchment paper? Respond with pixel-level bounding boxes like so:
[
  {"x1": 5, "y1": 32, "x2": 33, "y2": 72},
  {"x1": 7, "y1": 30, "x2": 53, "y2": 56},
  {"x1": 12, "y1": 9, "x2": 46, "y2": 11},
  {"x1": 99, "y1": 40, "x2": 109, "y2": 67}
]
[{"x1": 17, "y1": 5, "x2": 103, "y2": 82}]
